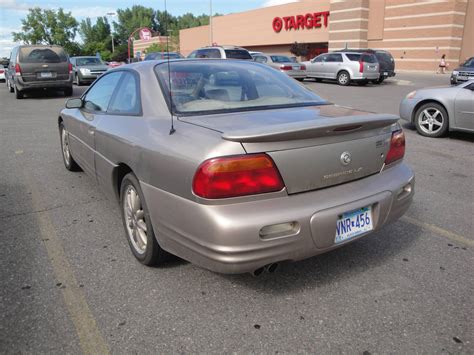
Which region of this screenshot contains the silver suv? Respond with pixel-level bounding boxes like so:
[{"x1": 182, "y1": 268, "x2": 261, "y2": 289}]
[
  {"x1": 187, "y1": 46, "x2": 252, "y2": 60},
  {"x1": 302, "y1": 52, "x2": 379, "y2": 86}
]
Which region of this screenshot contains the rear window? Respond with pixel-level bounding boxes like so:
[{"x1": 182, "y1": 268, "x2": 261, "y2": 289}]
[
  {"x1": 154, "y1": 61, "x2": 326, "y2": 115},
  {"x1": 270, "y1": 55, "x2": 291, "y2": 63},
  {"x1": 346, "y1": 53, "x2": 361, "y2": 62},
  {"x1": 375, "y1": 52, "x2": 393, "y2": 64},
  {"x1": 19, "y1": 47, "x2": 67, "y2": 63},
  {"x1": 361, "y1": 54, "x2": 377, "y2": 63},
  {"x1": 224, "y1": 50, "x2": 252, "y2": 60}
]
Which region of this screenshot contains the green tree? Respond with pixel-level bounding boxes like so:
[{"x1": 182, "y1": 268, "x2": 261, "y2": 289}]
[
  {"x1": 144, "y1": 42, "x2": 166, "y2": 54},
  {"x1": 113, "y1": 6, "x2": 156, "y2": 44},
  {"x1": 12, "y1": 7, "x2": 80, "y2": 55},
  {"x1": 79, "y1": 17, "x2": 113, "y2": 59}
]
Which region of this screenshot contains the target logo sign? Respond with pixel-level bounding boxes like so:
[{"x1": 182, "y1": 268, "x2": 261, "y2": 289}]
[
  {"x1": 139, "y1": 28, "x2": 152, "y2": 41},
  {"x1": 272, "y1": 11, "x2": 330, "y2": 32}
]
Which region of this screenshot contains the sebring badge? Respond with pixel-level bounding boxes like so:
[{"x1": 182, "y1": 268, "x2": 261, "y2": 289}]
[{"x1": 340, "y1": 151, "x2": 352, "y2": 166}]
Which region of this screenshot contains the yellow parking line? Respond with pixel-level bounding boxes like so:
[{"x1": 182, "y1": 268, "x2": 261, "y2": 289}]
[
  {"x1": 401, "y1": 215, "x2": 473, "y2": 247},
  {"x1": 27, "y1": 176, "x2": 110, "y2": 354}
]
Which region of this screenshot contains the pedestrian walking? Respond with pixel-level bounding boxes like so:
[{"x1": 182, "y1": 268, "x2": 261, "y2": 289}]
[{"x1": 436, "y1": 54, "x2": 447, "y2": 74}]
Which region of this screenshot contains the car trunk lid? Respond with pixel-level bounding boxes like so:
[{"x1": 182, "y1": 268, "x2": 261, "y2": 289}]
[{"x1": 179, "y1": 105, "x2": 398, "y2": 194}]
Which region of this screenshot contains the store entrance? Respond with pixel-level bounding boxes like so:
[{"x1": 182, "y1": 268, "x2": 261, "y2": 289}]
[{"x1": 305, "y1": 43, "x2": 328, "y2": 61}]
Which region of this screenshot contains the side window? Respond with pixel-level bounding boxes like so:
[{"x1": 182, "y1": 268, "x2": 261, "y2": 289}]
[
  {"x1": 199, "y1": 49, "x2": 221, "y2": 58},
  {"x1": 108, "y1": 72, "x2": 141, "y2": 115},
  {"x1": 346, "y1": 54, "x2": 361, "y2": 62},
  {"x1": 188, "y1": 51, "x2": 197, "y2": 59},
  {"x1": 327, "y1": 54, "x2": 343, "y2": 62},
  {"x1": 83, "y1": 72, "x2": 123, "y2": 112},
  {"x1": 254, "y1": 56, "x2": 267, "y2": 63},
  {"x1": 313, "y1": 55, "x2": 326, "y2": 63}
]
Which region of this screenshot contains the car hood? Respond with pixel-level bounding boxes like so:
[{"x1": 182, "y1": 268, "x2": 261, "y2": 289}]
[
  {"x1": 454, "y1": 66, "x2": 474, "y2": 72},
  {"x1": 78, "y1": 64, "x2": 109, "y2": 71}
]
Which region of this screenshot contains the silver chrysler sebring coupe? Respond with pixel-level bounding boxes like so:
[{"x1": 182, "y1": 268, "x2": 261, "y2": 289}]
[
  {"x1": 59, "y1": 60, "x2": 414, "y2": 275},
  {"x1": 399, "y1": 80, "x2": 474, "y2": 138}
]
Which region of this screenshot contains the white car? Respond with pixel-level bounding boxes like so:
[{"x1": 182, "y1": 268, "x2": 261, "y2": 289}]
[{"x1": 0, "y1": 65, "x2": 5, "y2": 81}]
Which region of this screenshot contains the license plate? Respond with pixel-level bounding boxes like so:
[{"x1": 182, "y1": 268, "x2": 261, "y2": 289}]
[
  {"x1": 40, "y1": 72, "x2": 53, "y2": 78},
  {"x1": 293, "y1": 66, "x2": 300, "y2": 70},
  {"x1": 335, "y1": 206, "x2": 373, "y2": 244},
  {"x1": 457, "y1": 76, "x2": 468, "y2": 80},
  {"x1": 383, "y1": 72, "x2": 388, "y2": 76}
]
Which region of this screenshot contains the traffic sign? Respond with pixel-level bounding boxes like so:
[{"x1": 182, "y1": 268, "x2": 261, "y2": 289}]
[{"x1": 139, "y1": 28, "x2": 152, "y2": 41}]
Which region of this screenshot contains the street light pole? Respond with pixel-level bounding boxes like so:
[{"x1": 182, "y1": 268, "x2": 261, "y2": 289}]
[
  {"x1": 106, "y1": 12, "x2": 116, "y2": 53},
  {"x1": 209, "y1": 0, "x2": 213, "y2": 45}
]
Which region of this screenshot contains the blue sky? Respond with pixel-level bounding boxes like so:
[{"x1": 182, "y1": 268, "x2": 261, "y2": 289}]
[{"x1": 0, "y1": 0, "x2": 297, "y2": 58}]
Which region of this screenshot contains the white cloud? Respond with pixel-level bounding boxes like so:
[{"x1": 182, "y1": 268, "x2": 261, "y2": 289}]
[
  {"x1": 0, "y1": 0, "x2": 30, "y2": 12},
  {"x1": 0, "y1": 38, "x2": 16, "y2": 58},
  {"x1": 262, "y1": 0, "x2": 299, "y2": 7},
  {"x1": 65, "y1": 6, "x2": 117, "y2": 18}
]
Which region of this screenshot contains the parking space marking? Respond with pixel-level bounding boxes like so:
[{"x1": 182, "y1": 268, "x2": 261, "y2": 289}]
[
  {"x1": 26, "y1": 175, "x2": 110, "y2": 355},
  {"x1": 401, "y1": 215, "x2": 473, "y2": 247}
]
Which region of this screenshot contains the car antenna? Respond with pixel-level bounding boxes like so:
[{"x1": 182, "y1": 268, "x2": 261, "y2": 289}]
[{"x1": 164, "y1": 0, "x2": 175, "y2": 135}]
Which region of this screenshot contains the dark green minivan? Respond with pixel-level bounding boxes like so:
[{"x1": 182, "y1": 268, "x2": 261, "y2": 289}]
[{"x1": 6, "y1": 45, "x2": 73, "y2": 99}]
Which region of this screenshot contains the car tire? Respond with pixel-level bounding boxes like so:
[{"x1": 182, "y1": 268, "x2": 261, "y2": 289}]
[
  {"x1": 14, "y1": 84, "x2": 23, "y2": 99},
  {"x1": 75, "y1": 74, "x2": 81, "y2": 86},
  {"x1": 64, "y1": 86, "x2": 73, "y2": 97},
  {"x1": 314, "y1": 78, "x2": 322, "y2": 82},
  {"x1": 295, "y1": 78, "x2": 305, "y2": 82},
  {"x1": 377, "y1": 77, "x2": 385, "y2": 84},
  {"x1": 357, "y1": 80, "x2": 368, "y2": 86},
  {"x1": 59, "y1": 122, "x2": 81, "y2": 171},
  {"x1": 414, "y1": 102, "x2": 449, "y2": 138},
  {"x1": 337, "y1": 71, "x2": 350, "y2": 86},
  {"x1": 120, "y1": 173, "x2": 169, "y2": 266}
]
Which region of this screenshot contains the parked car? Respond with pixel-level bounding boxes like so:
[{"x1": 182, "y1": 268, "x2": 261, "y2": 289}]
[
  {"x1": 0, "y1": 65, "x2": 5, "y2": 82},
  {"x1": 450, "y1": 57, "x2": 474, "y2": 85},
  {"x1": 70, "y1": 56, "x2": 109, "y2": 86},
  {"x1": 58, "y1": 59, "x2": 414, "y2": 275},
  {"x1": 302, "y1": 51, "x2": 379, "y2": 86},
  {"x1": 144, "y1": 52, "x2": 183, "y2": 60},
  {"x1": 337, "y1": 49, "x2": 395, "y2": 83},
  {"x1": 399, "y1": 80, "x2": 474, "y2": 137},
  {"x1": 107, "y1": 61, "x2": 124, "y2": 68},
  {"x1": 252, "y1": 53, "x2": 306, "y2": 80},
  {"x1": 187, "y1": 46, "x2": 253, "y2": 60},
  {"x1": 6, "y1": 45, "x2": 73, "y2": 99}
]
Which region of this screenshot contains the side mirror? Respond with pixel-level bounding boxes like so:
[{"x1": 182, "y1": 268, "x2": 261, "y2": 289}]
[{"x1": 65, "y1": 98, "x2": 83, "y2": 109}]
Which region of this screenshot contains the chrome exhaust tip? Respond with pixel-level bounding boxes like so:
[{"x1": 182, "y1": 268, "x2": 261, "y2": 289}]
[
  {"x1": 252, "y1": 267, "x2": 265, "y2": 277},
  {"x1": 266, "y1": 263, "x2": 279, "y2": 273}
]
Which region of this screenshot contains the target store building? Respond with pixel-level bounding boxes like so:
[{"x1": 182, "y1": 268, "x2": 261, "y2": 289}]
[{"x1": 179, "y1": 0, "x2": 473, "y2": 71}]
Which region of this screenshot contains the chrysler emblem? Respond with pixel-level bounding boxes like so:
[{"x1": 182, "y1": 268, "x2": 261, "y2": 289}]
[{"x1": 340, "y1": 151, "x2": 352, "y2": 166}]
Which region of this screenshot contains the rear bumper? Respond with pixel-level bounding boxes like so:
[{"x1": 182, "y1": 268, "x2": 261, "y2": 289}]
[
  {"x1": 16, "y1": 75, "x2": 72, "y2": 91},
  {"x1": 353, "y1": 72, "x2": 380, "y2": 80},
  {"x1": 142, "y1": 163, "x2": 415, "y2": 274}
]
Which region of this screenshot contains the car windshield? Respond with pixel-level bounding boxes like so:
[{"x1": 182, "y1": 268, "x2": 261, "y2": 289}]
[
  {"x1": 461, "y1": 58, "x2": 474, "y2": 68},
  {"x1": 270, "y1": 55, "x2": 291, "y2": 63},
  {"x1": 19, "y1": 47, "x2": 67, "y2": 63},
  {"x1": 76, "y1": 57, "x2": 104, "y2": 66},
  {"x1": 224, "y1": 49, "x2": 252, "y2": 60},
  {"x1": 155, "y1": 61, "x2": 326, "y2": 115}
]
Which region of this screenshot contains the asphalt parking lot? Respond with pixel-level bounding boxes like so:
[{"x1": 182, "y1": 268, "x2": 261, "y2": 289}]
[{"x1": 0, "y1": 72, "x2": 472, "y2": 354}]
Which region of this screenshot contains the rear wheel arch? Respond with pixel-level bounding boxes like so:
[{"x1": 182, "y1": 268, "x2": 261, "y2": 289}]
[{"x1": 113, "y1": 163, "x2": 133, "y2": 202}]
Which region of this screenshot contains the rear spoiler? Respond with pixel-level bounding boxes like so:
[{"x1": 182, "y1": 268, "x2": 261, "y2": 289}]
[{"x1": 222, "y1": 114, "x2": 399, "y2": 143}]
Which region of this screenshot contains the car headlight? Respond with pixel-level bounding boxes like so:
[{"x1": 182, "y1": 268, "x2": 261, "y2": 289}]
[
  {"x1": 452, "y1": 70, "x2": 458, "y2": 76},
  {"x1": 406, "y1": 90, "x2": 417, "y2": 99},
  {"x1": 79, "y1": 68, "x2": 91, "y2": 75}
]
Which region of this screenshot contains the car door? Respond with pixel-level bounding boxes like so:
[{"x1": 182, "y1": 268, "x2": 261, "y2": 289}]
[
  {"x1": 454, "y1": 82, "x2": 474, "y2": 130},
  {"x1": 310, "y1": 54, "x2": 327, "y2": 78},
  {"x1": 94, "y1": 71, "x2": 142, "y2": 199},
  {"x1": 324, "y1": 53, "x2": 343, "y2": 79},
  {"x1": 66, "y1": 71, "x2": 123, "y2": 177}
]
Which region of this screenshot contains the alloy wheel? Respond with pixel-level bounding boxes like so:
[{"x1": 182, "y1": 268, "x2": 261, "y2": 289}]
[
  {"x1": 61, "y1": 127, "x2": 71, "y2": 166},
  {"x1": 123, "y1": 186, "x2": 148, "y2": 254},
  {"x1": 417, "y1": 108, "x2": 444, "y2": 135}
]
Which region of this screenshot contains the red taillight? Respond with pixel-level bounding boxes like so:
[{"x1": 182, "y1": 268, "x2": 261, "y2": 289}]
[
  {"x1": 359, "y1": 60, "x2": 364, "y2": 73},
  {"x1": 192, "y1": 154, "x2": 285, "y2": 199},
  {"x1": 15, "y1": 63, "x2": 21, "y2": 75},
  {"x1": 68, "y1": 63, "x2": 73, "y2": 74},
  {"x1": 0, "y1": 69, "x2": 4, "y2": 74},
  {"x1": 385, "y1": 130, "x2": 405, "y2": 165},
  {"x1": 280, "y1": 65, "x2": 292, "y2": 71},
  {"x1": 300, "y1": 64, "x2": 306, "y2": 70}
]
